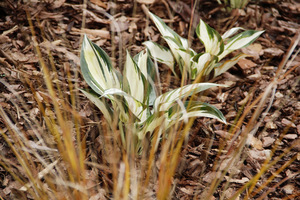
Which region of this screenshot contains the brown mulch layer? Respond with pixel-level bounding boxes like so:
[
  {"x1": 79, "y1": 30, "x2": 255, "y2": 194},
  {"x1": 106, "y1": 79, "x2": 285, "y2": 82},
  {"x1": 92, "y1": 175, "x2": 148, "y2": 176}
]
[{"x1": 0, "y1": 0, "x2": 299, "y2": 199}]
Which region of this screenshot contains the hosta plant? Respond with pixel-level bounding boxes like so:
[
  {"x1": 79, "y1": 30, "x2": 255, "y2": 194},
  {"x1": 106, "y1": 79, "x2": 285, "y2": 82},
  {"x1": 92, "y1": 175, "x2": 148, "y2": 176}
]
[
  {"x1": 80, "y1": 35, "x2": 226, "y2": 151},
  {"x1": 217, "y1": 0, "x2": 250, "y2": 9},
  {"x1": 144, "y1": 12, "x2": 264, "y2": 81}
]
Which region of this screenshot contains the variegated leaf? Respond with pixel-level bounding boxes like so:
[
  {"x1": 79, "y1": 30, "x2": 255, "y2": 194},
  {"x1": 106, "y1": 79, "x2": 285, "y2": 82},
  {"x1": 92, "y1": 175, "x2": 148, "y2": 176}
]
[
  {"x1": 222, "y1": 27, "x2": 244, "y2": 39},
  {"x1": 230, "y1": 0, "x2": 249, "y2": 9},
  {"x1": 196, "y1": 20, "x2": 224, "y2": 56},
  {"x1": 140, "y1": 114, "x2": 168, "y2": 138},
  {"x1": 148, "y1": 12, "x2": 192, "y2": 74},
  {"x1": 80, "y1": 35, "x2": 121, "y2": 95},
  {"x1": 80, "y1": 89, "x2": 113, "y2": 124},
  {"x1": 134, "y1": 50, "x2": 148, "y2": 80},
  {"x1": 143, "y1": 41, "x2": 175, "y2": 71},
  {"x1": 154, "y1": 83, "x2": 224, "y2": 112},
  {"x1": 148, "y1": 12, "x2": 189, "y2": 49},
  {"x1": 123, "y1": 50, "x2": 146, "y2": 103},
  {"x1": 163, "y1": 36, "x2": 194, "y2": 74},
  {"x1": 219, "y1": 30, "x2": 264, "y2": 60},
  {"x1": 168, "y1": 101, "x2": 226, "y2": 124},
  {"x1": 102, "y1": 88, "x2": 148, "y2": 123},
  {"x1": 214, "y1": 54, "x2": 248, "y2": 77},
  {"x1": 191, "y1": 52, "x2": 212, "y2": 79},
  {"x1": 134, "y1": 49, "x2": 157, "y2": 106}
]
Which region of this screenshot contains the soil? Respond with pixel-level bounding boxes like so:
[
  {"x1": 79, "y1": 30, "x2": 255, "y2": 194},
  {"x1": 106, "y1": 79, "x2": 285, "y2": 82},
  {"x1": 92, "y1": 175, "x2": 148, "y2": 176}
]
[{"x1": 0, "y1": 0, "x2": 299, "y2": 199}]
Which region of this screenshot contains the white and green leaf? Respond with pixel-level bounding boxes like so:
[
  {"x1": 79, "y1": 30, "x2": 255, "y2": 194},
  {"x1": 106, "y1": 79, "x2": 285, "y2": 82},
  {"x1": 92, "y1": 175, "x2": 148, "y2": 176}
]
[
  {"x1": 168, "y1": 101, "x2": 227, "y2": 124},
  {"x1": 80, "y1": 89, "x2": 113, "y2": 124},
  {"x1": 148, "y1": 12, "x2": 189, "y2": 49},
  {"x1": 148, "y1": 11, "x2": 191, "y2": 74},
  {"x1": 143, "y1": 41, "x2": 175, "y2": 72},
  {"x1": 134, "y1": 50, "x2": 149, "y2": 80},
  {"x1": 154, "y1": 83, "x2": 225, "y2": 112},
  {"x1": 123, "y1": 50, "x2": 146, "y2": 103},
  {"x1": 214, "y1": 53, "x2": 248, "y2": 77},
  {"x1": 141, "y1": 114, "x2": 169, "y2": 137},
  {"x1": 102, "y1": 88, "x2": 148, "y2": 123},
  {"x1": 134, "y1": 50, "x2": 157, "y2": 106},
  {"x1": 222, "y1": 27, "x2": 244, "y2": 40},
  {"x1": 163, "y1": 36, "x2": 194, "y2": 74},
  {"x1": 191, "y1": 52, "x2": 212, "y2": 79},
  {"x1": 80, "y1": 35, "x2": 121, "y2": 95},
  {"x1": 219, "y1": 30, "x2": 264, "y2": 60},
  {"x1": 230, "y1": 0, "x2": 249, "y2": 9},
  {"x1": 196, "y1": 20, "x2": 224, "y2": 56}
]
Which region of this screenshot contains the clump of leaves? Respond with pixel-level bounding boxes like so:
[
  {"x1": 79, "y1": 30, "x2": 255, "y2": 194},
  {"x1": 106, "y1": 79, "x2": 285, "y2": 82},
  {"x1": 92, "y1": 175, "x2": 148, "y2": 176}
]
[
  {"x1": 144, "y1": 12, "x2": 264, "y2": 82},
  {"x1": 217, "y1": 0, "x2": 250, "y2": 10},
  {"x1": 80, "y1": 35, "x2": 226, "y2": 151}
]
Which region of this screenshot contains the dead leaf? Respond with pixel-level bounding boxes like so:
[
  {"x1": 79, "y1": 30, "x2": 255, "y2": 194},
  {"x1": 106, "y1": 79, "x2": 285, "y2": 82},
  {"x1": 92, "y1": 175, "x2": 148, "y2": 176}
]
[
  {"x1": 2, "y1": 181, "x2": 23, "y2": 195},
  {"x1": 277, "y1": 20, "x2": 299, "y2": 34},
  {"x1": 40, "y1": 40, "x2": 80, "y2": 66},
  {"x1": 10, "y1": 51, "x2": 29, "y2": 63},
  {"x1": 85, "y1": 10, "x2": 109, "y2": 24},
  {"x1": 2, "y1": 25, "x2": 18, "y2": 36},
  {"x1": 217, "y1": 92, "x2": 229, "y2": 102},
  {"x1": 247, "y1": 72, "x2": 261, "y2": 80},
  {"x1": 110, "y1": 16, "x2": 129, "y2": 32},
  {"x1": 167, "y1": 0, "x2": 200, "y2": 28},
  {"x1": 225, "y1": 110, "x2": 237, "y2": 119},
  {"x1": 275, "y1": 91, "x2": 284, "y2": 98},
  {"x1": 20, "y1": 160, "x2": 59, "y2": 191},
  {"x1": 129, "y1": 21, "x2": 137, "y2": 33}
]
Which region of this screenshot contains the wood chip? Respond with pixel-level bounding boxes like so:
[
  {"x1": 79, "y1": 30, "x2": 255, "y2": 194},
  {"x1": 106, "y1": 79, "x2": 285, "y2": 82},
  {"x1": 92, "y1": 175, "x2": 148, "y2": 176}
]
[
  {"x1": 241, "y1": 43, "x2": 263, "y2": 60},
  {"x1": 137, "y1": 0, "x2": 155, "y2": 4},
  {"x1": 247, "y1": 135, "x2": 263, "y2": 150},
  {"x1": 71, "y1": 27, "x2": 110, "y2": 39},
  {"x1": 262, "y1": 136, "x2": 275, "y2": 147},
  {"x1": 238, "y1": 58, "x2": 257, "y2": 70},
  {"x1": 281, "y1": 118, "x2": 296, "y2": 128},
  {"x1": 263, "y1": 47, "x2": 284, "y2": 57},
  {"x1": 282, "y1": 184, "x2": 294, "y2": 195},
  {"x1": 248, "y1": 149, "x2": 272, "y2": 161},
  {"x1": 283, "y1": 134, "x2": 298, "y2": 140}
]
